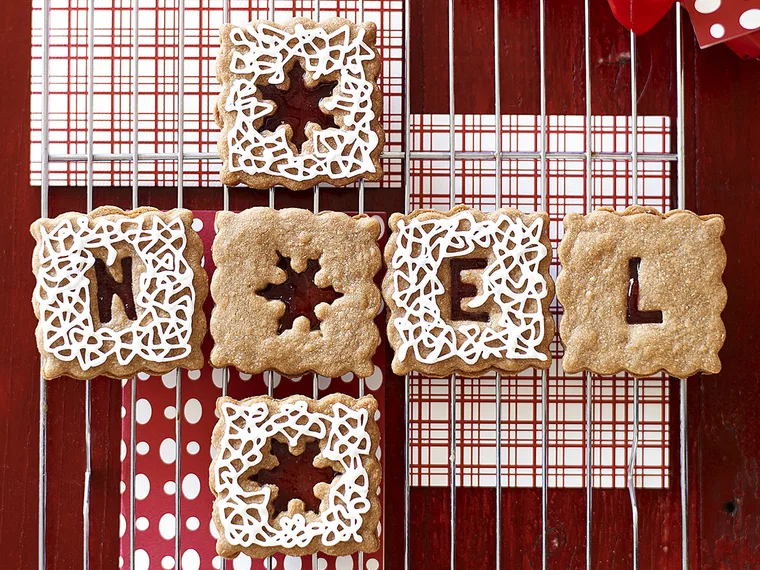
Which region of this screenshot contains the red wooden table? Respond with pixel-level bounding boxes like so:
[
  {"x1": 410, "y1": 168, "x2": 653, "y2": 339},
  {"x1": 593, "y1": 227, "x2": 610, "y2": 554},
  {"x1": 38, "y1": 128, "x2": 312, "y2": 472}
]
[{"x1": 2, "y1": 0, "x2": 760, "y2": 568}]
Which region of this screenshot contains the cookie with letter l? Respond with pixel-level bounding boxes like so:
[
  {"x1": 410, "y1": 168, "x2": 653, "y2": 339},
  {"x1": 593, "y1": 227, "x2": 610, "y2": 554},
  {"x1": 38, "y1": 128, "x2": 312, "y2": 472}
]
[{"x1": 556, "y1": 206, "x2": 727, "y2": 378}]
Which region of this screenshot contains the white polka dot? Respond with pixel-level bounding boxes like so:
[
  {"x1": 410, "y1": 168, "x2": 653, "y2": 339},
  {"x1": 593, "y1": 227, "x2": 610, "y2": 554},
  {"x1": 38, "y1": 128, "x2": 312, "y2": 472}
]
[
  {"x1": 186, "y1": 516, "x2": 200, "y2": 531},
  {"x1": 233, "y1": 556, "x2": 252, "y2": 570},
  {"x1": 341, "y1": 372, "x2": 353, "y2": 383},
  {"x1": 377, "y1": 521, "x2": 382, "y2": 536},
  {"x1": 160, "y1": 438, "x2": 177, "y2": 464},
  {"x1": 740, "y1": 9, "x2": 760, "y2": 30},
  {"x1": 212, "y1": 368, "x2": 225, "y2": 388},
  {"x1": 210, "y1": 444, "x2": 218, "y2": 460},
  {"x1": 366, "y1": 560, "x2": 379, "y2": 570},
  {"x1": 119, "y1": 514, "x2": 126, "y2": 537},
  {"x1": 162, "y1": 372, "x2": 177, "y2": 388},
  {"x1": 119, "y1": 556, "x2": 124, "y2": 568},
  {"x1": 135, "y1": 399, "x2": 152, "y2": 424},
  {"x1": 136, "y1": 441, "x2": 150, "y2": 455},
  {"x1": 184, "y1": 398, "x2": 203, "y2": 424},
  {"x1": 290, "y1": 375, "x2": 302, "y2": 383},
  {"x1": 135, "y1": 473, "x2": 150, "y2": 500},
  {"x1": 191, "y1": 218, "x2": 204, "y2": 232},
  {"x1": 262, "y1": 372, "x2": 281, "y2": 389},
  {"x1": 137, "y1": 372, "x2": 150, "y2": 381},
  {"x1": 161, "y1": 555, "x2": 176, "y2": 569},
  {"x1": 694, "y1": 0, "x2": 720, "y2": 14},
  {"x1": 182, "y1": 473, "x2": 201, "y2": 500},
  {"x1": 164, "y1": 405, "x2": 176, "y2": 420},
  {"x1": 710, "y1": 23, "x2": 726, "y2": 38},
  {"x1": 376, "y1": 297, "x2": 385, "y2": 317},
  {"x1": 164, "y1": 481, "x2": 176, "y2": 495},
  {"x1": 201, "y1": 256, "x2": 205, "y2": 268},
  {"x1": 371, "y1": 214, "x2": 386, "y2": 236},
  {"x1": 120, "y1": 481, "x2": 126, "y2": 494},
  {"x1": 135, "y1": 549, "x2": 150, "y2": 570},
  {"x1": 374, "y1": 409, "x2": 381, "y2": 421},
  {"x1": 318, "y1": 376, "x2": 331, "y2": 390},
  {"x1": 159, "y1": 513, "x2": 176, "y2": 540},
  {"x1": 187, "y1": 441, "x2": 200, "y2": 455},
  {"x1": 335, "y1": 556, "x2": 353, "y2": 570},
  {"x1": 181, "y1": 548, "x2": 200, "y2": 570},
  {"x1": 121, "y1": 406, "x2": 126, "y2": 418},
  {"x1": 283, "y1": 557, "x2": 302, "y2": 570},
  {"x1": 317, "y1": 558, "x2": 327, "y2": 570},
  {"x1": 120, "y1": 440, "x2": 127, "y2": 462},
  {"x1": 239, "y1": 372, "x2": 252, "y2": 381},
  {"x1": 212, "y1": 557, "x2": 222, "y2": 569},
  {"x1": 376, "y1": 447, "x2": 381, "y2": 460},
  {"x1": 270, "y1": 559, "x2": 278, "y2": 568},
  {"x1": 209, "y1": 518, "x2": 220, "y2": 539},
  {"x1": 136, "y1": 516, "x2": 149, "y2": 531},
  {"x1": 365, "y1": 365, "x2": 382, "y2": 391}
]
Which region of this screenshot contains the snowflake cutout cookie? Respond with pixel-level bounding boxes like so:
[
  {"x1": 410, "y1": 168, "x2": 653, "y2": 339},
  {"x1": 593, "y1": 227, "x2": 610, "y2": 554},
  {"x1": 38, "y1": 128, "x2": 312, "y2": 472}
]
[
  {"x1": 383, "y1": 206, "x2": 555, "y2": 377},
  {"x1": 216, "y1": 17, "x2": 385, "y2": 190},
  {"x1": 210, "y1": 394, "x2": 382, "y2": 558},
  {"x1": 557, "y1": 206, "x2": 727, "y2": 378},
  {"x1": 210, "y1": 207, "x2": 382, "y2": 378},
  {"x1": 31, "y1": 207, "x2": 208, "y2": 380}
]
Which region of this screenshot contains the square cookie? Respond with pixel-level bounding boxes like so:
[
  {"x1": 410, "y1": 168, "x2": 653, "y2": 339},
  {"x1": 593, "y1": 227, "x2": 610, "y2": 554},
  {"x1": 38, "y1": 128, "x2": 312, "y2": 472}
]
[
  {"x1": 216, "y1": 17, "x2": 384, "y2": 190},
  {"x1": 383, "y1": 206, "x2": 555, "y2": 377},
  {"x1": 556, "y1": 206, "x2": 727, "y2": 378},
  {"x1": 31, "y1": 206, "x2": 208, "y2": 380},
  {"x1": 210, "y1": 394, "x2": 381, "y2": 558},
  {"x1": 210, "y1": 207, "x2": 382, "y2": 378}
]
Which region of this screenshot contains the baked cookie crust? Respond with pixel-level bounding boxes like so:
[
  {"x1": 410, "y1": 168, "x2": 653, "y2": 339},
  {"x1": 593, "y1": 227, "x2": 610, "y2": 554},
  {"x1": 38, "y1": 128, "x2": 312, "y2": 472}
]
[
  {"x1": 556, "y1": 206, "x2": 727, "y2": 378},
  {"x1": 383, "y1": 205, "x2": 555, "y2": 378},
  {"x1": 31, "y1": 206, "x2": 208, "y2": 380},
  {"x1": 210, "y1": 394, "x2": 381, "y2": 558},
  {"x1": 210, "y1": 207, "x2": 382, "y2": 378},
  {"x1": 216, "y1": 17, "x2": 385, "y2": 190}
]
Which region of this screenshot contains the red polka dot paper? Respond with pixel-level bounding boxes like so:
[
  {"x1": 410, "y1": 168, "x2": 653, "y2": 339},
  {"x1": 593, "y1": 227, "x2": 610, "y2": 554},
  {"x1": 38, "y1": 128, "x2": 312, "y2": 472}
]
[{"x1": 119, "y1": 210, "x2": 387, "y2": 570}]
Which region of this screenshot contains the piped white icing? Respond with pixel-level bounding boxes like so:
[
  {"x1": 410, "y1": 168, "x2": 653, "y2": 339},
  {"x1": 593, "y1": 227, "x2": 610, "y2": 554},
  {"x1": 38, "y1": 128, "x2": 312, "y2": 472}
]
[
  {"x1": 34, "y1": 214, "x2": 196, "y2": 370},
  {"x1": 223, "y1": 22, "x2": 379, "y2": 182},
  {"x1": 213, "y1": 399, "x2": 373, "y2": 549},
  {"x1": 390, "y1": 211, "x2": 549, "y2": 365}
]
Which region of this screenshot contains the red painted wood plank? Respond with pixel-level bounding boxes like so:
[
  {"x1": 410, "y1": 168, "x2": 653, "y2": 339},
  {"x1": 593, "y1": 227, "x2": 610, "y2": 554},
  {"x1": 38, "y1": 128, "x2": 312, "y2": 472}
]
[{"x1": 689, "y1": 40, "x2": 760, "y2": 570}]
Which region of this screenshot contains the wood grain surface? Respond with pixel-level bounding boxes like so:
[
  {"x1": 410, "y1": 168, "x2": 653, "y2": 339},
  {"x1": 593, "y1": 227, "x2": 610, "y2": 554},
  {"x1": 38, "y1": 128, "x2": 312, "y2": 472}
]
[{"x1": 1, "y1": 0, "x2": 759, "y2": 568}]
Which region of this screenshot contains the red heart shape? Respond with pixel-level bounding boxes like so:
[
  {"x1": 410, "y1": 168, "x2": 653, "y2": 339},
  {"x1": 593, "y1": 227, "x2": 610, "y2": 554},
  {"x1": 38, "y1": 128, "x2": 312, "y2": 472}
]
[{"x1": 607, "y1": 0, "x2": 676, "y2": 35}]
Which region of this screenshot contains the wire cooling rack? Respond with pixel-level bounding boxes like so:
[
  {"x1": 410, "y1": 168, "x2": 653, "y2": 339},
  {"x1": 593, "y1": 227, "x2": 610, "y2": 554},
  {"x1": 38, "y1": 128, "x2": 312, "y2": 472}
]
[{"x1": 33, "y1": 0, "x2": 690, "y2": 569}]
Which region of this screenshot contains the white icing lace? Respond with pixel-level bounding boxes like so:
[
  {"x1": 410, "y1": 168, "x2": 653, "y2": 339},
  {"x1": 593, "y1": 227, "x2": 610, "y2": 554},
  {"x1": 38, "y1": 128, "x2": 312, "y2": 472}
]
[
  {"x1": 213, "y1": 400, "x2": 373, "y2": 549},
  {"x1": 223, "y1": 22, "x2": 379, "y2": 182},
  {"x1": 390, "y1": 211, "x2": 550, "y2": 364},
  {"x1": 34, "y1": 214, "x2": 196, "y2": 370}
]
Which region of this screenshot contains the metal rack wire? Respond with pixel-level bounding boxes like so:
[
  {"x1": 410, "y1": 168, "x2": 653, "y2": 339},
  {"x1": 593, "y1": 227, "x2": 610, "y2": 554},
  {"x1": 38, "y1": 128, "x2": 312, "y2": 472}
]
[{"x1": 35, "y1": 0, "x2": 690, "y2": 569}]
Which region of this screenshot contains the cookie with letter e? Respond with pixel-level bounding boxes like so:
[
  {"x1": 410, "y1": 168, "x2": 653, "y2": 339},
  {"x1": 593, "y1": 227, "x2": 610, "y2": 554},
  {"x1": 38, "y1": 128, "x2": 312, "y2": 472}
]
[
  {"x1": 210, "y1": 394, "x2": 381, "y2": 558},
  {"x1": 383, "y1": 205, "x2": 555, "y2": 378},
  {"x1": 31, "y1": 206, "x2": 208, "y2": 380},
  {"x1": 209, "y1": 207, "x2": 382, "y2": 378},
  {"x1": 556, "y1": 206, "x2": 727, "y2": 378},
  {"x1": 216, "y1": 17, "x2": 384, "y2": 190}
]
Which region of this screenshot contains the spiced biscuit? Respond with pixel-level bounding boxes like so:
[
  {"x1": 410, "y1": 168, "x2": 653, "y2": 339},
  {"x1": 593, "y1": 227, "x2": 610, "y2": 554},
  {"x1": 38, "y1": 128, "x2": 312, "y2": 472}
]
[
  {"x1": 556, "y1": 206, "x2": 727, "y2": 378},
  {"x1": 383, "y1": 205, "x2": 555, "y2": 378},
  {"x1": 31, "y1": 206, "x2": 208, "y2": 380},
  {"x1": 210, "y1": 207, "x2": 382, "y2": 378},
  {"x1": 210, "y1": 393, "x2": 382, "y2": 558},
  {"x1": 216, "y1": 17, "x2": 385, "y2": 190}
]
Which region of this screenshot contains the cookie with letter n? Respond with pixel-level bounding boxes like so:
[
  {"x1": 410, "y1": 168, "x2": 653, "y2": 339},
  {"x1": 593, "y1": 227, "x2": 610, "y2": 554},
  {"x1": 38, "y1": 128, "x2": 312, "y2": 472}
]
[
  {"x1": 556, "y1": 206, "x2": 727, "y2": 378},
  {"x1": 31, "y1": 206, "x2": 208, "y2": 380},
  {"x1": 209, "y1": 207, "x2": 382, "y2": 378},
  {"x1": 383, "y1": 205, "x2": 555, "y2": 378}
]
